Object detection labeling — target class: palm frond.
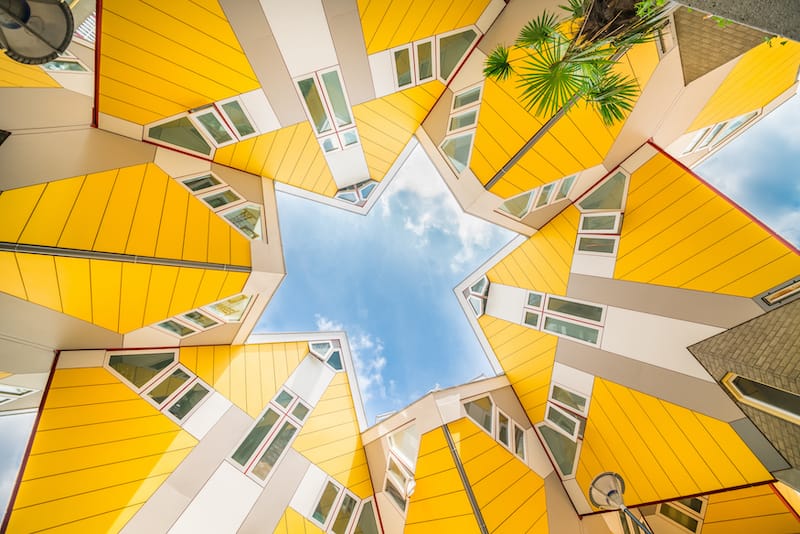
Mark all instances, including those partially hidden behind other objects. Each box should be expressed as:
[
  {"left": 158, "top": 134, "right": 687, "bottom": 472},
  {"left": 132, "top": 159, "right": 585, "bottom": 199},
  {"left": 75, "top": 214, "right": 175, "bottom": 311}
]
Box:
[
  {"left": 483, "top": 45, "right": 515, "bottom": 81},
  {"left": 515, "top": 11, "right": 559, "bottom": 50},
  {"left": 516, "top": 36, "right": 586, "bottom": 117},
  {"left": 559, "top": 0, "right": 587, "bottom": 19},
  {"left": 583, "top": 70, "right": 640, "bottom": 125}
]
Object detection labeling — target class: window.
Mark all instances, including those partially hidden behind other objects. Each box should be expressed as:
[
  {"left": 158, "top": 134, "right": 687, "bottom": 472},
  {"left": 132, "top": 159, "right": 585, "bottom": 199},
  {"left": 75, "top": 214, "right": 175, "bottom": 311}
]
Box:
[
  {"left": 441, "top": 83, "right": 482, "bottom": 175},
  {"left": 309, "top": 339, "right": 345, "bottom": 372},
  {"left": 554, "top": 175, "right": 576, "bottom": 200},
  {"left": 761, "top": 278, "right": 800, "bottom": 307},
  {"left": 452, "top": 86, "right": 481, "bottom": 110},
  {"left": 578, "top": 171, "right": 628, "bottom": 211},
  {"left": 498, "top": 411, "right": 510, "bottom": 447},
  {"left": 220, "top": 203, "right": 263, "bottom": 240},
  {"left": 0, "top": 384, "right": 37, "bottom": 406},
  {"left": 536, "top": 423, "right": 579, "bottom": 477},
  {"left": 156, "top": 319, "right": 196, "bottom": 338},
  {"left": 657, "top": 500, "right": 704, "bottom": 533},
  {"left": 522, "top": 291, "right": 544, "bottom": 329},
  {"left": 204, "top": 294, "right": 253, "bottom": 323},
  {"left": 465, "top": 396, "right": 493, "bottom": 433},
  {"left": 537, "top": 380, "right": 591, "bottom": 479},
  {"left": 181, "top": 310, "right": 219, "bottom": 330},
  {"left": 543, "top": 316, "right": 600, "bottom": 345},
  {"left": 108, "top": 351, "right": 176, "bottom": 390},
  {"left": 168, "top": 382, "right": 211, "bottom": 420},
  {"left": 545, "top": 403, "right": 581, "bottom": 440},
  {"left": 154, "top": 307, "right": 224, "bottom": 339},
  {"left": 577, "top": 236, "right": 619, "bottom": 255},
  {"left": 336, "top": 179, "right": 379, "bottom": 207},
  {"left": 147, "top": 116, "right": 213, "bottom": 157},
  {"left": 393, "top": 47, "right": 413, "bottom": 88},
  {"left": 498, "top": 190, "right": 535, "bottom": 219},
  {"left": 189, "top": 106, "right": 237, "bottom": 147},
  {"left": 579, "top": 213, "right": 623, "bottom": 234},
  {"left": 230, "top": 388, "right": 309, "bottom": 483},
  {"left": 448, "top": 108, "right": 478, "bottom": 132},
  {"left": 388, "top": 424, "right": 420, "bottom": 469},
  {"left": 513, "top": 424, "right": 525, "bottom": 460},
  {"left": 463, "top": 395, "right": 527, "bottom": 461},
  {"left": 546, "top": 296, "right": 605, "bottom": 324},
  {"left": 463, "top": 275, "right": 489, "bottom": 316},
  {"left": 497, "top": 175, "right": 575, "bottom": 220},
  {"left": 145, "top": 366, "right": 191, "bottom": 406},
  {"left": 385, "top": 455, "right": 415, "bottom": 512},
  {"left": 218, "top": 97, "right": 257, "bottom": 139},
  {"left": 535, "top": 183, "right": 555, "bottom": 208},
  {"left": 41, "top": 58, "right": 89, "bottom": 72},
  {"left": 440, "top": 132, "right": 474, "bottom": 173},
  {"left": 520, "top": 292, "right": 606, "bottom": 346},
  {"left": 309, "top": 484, "right": 379, "bottom": 534},
  {"left": 415, "top": 39, "right": 434, "bottom": 83},
  {"left": 296, "top": 67, "right": 358, "bottom": 152},
  {"left": 722, "top": 373, "right": 800, "bottom": 425},
  {"left": 683, "top": 111, "right": 758, "bottom": 154},
  {"left": 438, "top": 28, "right": 478, "bottom": 81},
  {"left": 549, "top": 383, "right": 589, "bottom": 417},
  {"left": 352, "top": 500, "right": 379, "bottom": 534}
]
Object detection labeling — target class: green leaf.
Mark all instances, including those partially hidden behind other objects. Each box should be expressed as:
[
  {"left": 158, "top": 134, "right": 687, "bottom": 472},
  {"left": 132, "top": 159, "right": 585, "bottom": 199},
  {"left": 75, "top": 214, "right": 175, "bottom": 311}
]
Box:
[
  {"left": 483, "top": 45, "right": 515, "bottom": 81},
  {"left": 515, "top": 12, "right": 559, "bottom": 50}
]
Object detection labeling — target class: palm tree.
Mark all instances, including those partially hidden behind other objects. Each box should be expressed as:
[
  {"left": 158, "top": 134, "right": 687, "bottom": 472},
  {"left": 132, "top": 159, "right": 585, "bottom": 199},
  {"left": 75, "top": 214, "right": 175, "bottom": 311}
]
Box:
[{"left": 483, "top": 0, "right": 669, "bottom": 125}]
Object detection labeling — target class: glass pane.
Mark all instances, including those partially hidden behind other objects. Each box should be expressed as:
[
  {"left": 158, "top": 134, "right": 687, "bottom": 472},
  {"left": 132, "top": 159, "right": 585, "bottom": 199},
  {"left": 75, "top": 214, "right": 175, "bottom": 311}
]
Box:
[
  {"left": 551, "top": 385, "right": 586, "bottom": 413},
  {"left": 764, "top": 280, "right": 800, "bottom": 304},
  {"left": 547, "top": 405, "right": 577, "bottom": 436},
  {"left": 578, "top": 237, "right": 616, "bottom": 254},
  {"left": 535, "top": 183, "right": 555, "bottom": 208},
  {"left": 453, "top": 87, "right": 481, "bottom": 109},
  {"left": 470, "top": 276, "right": 488, "bottom": 295},
  {"left": 449, "top": 109, "right": 477, "bottom": 131},
  {"left": 221, "top": 100, "right": 256, "bottom": 137},
  {"left": 312, "top": 481, "right": 341, "bottom": 523},
  {"left": 543, "top": 316, "right": 599, "bottom": 344},
  {"left": 292, "top": 403, "right": 310, "bottom": 421},
  {"left": 275, "top": 390, "right": 294, "bottom": 408},
  {"left": 202, "top": 189, "right": 240, "bottom": 209},
  {"left": 232, "top": 408, "right": 280, "bottom": 466},
  {"left": 514, "top": 426, "right": 525, "bottom": 458},
  {"left": 555, "top": 175, "right": 576, "bottom": 200},
  {"left": 417, "top": 41, "right": 433, "bottom": 80},
  {"left": 385, "top": 478, "right": 406, "bottom": 511},
  {"left": 311, "top": 341, "right": 332, "bottom": 356},
  {"left": 439, "top": 30, "right": 477, "bottom": 80},
  {"left": 677, "top": 497, "right": 704, "bottom": 514},
  {"left": 195, "top": 111, "right": 233, "bottom": 144},
  {"left": 699, "top": 122, "right": 726, "bottom": 149},
  {"left": 523, "top": 311, "right": 539, "bottom": 328},
  {"left": 321, "top": 70, "right": 352, "bottom": 127},
  {"left": 108, "top": 352, "right": 175, "bottom": 388},
  {"left": 322, "top": 136, "right": 338, "bottom": 152},
  {"left": 182, "top": 310, "right": 218, "bottom": 329},
  {"left": 148, "top": 368, "right": 191, "bottom": 405},
  {"left": 394, "top": 48, "right": 413, "bottom": 87},
  {"left": 527, "top": 293, "right": 542, "bottom": 307},
  {"left": 327, "top": 350, "right": 343, "bottom": 371},
  {"left": 337, "top": 191, "right": 358, "bottom": 203},
  {"left": 498, "top": 413, "right": 509, "bottom": 446},
  {"left": 659, "top": 503, "right": 699, "bottom": 532},
  {"left": 539, "top": 424, "right": 577, "bottom": 476},
  {"left": 389, "top": 425, "right": 420, "bottom": 467},
  {"left": 712, "top": 111, "right": 757, "bottom": 147},
  {"left": 148, "top": 117, "right": 212, "bottom": 156},
  {"left": 206, "top": 294, "right": 251, "bottom": 322},
  {"left": 182, "top": 174, "right": 220, "bottom": 192},
  {"left": 579, "top": 171, "right": 626, "bottom": 210},
  {"left": 0, "top": 385, "right": 33, "bottom": 397},
  {"left": 158, "top": 320, "right": 195, "bottom": 337},
  {"left": 499, "top": 192, "right": 533, "bottom": 218},
  {"left": 353, "top": 501, "right": 379, "bottom": 534},
  {"left": 43, "top": 59, "right": 88, "bottom": 71},
  {"left": 547, "top": 297, "right": 603, "bottom": 322},
  {"left": 341, "top": 130, "right": 358, "bottom": 147},
  {"left": 359, "top": 182, "right": 376, "bottom": 199},
  {"left": 441, "top": 133, "right": 473, "bottom": 173},
  {"left": 224, "top": 205, "right": 262, "bottom": 240},
  {"left": 732, "top": 376, "right": 800, "bottom": 417},
  {"left": 298, "top": 77, "right": 331, "bottom": 134},
  {"left": 332, "top": 494, "right": 357, "bottom": 534},
  {"left": 581, "top": 214, "right": 617, "bottom": 231},
  {"left": 251, "top": 421, "right": 297, "bottom": 480},
  {"left": 465, "top": 397, "right": 493, "bottom": 433},
  {"left": 468, "top": 295, "right": 484, "bottom": 316},
  {"left": 168, "top": 382, "right": 211, "bottom": 420}
]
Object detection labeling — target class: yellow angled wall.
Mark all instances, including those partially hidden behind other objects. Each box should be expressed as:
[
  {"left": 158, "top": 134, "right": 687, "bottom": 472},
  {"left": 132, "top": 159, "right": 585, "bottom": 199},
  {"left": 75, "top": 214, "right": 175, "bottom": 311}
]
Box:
[
  {"left": 405, "top": 426, "right": 481, "bottom": 534},
  {"left": 99, "top": 0, "right": 260, "bottom": 124},
  {"left": 701, "top": 485, "right": 800, "bottom": 534},
  {"left": 486, "top": 206, "right": 579, "bottom": 295},
  {"left": 478, "top": 316, "right": 557, "bottom": 423},
  {"left": 179, "top": 342, "right": 308, "bottom": 418},
  {"left": 354, "top": 81, "right": 444, "bottom": 182},
  {"left": 0, "top": 55, "right": 59, "bottom": 87},
  {"left": 214, "top": 122, "right": 338, "bottom": 198},
  {"left": 615, "top": 152, "right": 800, "bottom": 297},
  {"left": 689, "top": 40, "right": 800, "bottom": 132},
  {"left": 273, "top": 507, "right": 324, "bottom": 534},
  {"left": 6, "top": 367, "right": 197, "bottom": 533},
  {"left": 447, "top": 418, "right": 548, "bottom": 533},
  {"left": 576, "top": 378, "right": 772, "bottom": 509},
  {"left": 358, "top": 0, "right": 491, "bottom": 54},
  {"left": 291, "top": 373, "right": 373, "bottom": 499}
]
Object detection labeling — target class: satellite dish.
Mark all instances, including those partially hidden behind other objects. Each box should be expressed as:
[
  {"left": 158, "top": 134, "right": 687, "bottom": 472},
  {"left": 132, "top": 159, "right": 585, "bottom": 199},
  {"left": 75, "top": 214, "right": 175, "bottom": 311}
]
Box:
[{"left": 0, "top": 0, "right": 73, "bottom": 65}]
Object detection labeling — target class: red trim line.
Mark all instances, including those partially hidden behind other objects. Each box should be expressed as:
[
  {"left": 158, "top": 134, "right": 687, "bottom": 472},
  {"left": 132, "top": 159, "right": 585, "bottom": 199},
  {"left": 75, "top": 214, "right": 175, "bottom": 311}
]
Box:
[
  {"left": 770, "top": 482, "right": 800, "bottom": 522},
  {"left": 647, "top": 140, "right": 800, "bottom": 255},
  {"left": 0, "top": 350, "right": 61, "bottom": 533},
  {"left": 91, "top": 0, "right": 103, "bottom": 128}
]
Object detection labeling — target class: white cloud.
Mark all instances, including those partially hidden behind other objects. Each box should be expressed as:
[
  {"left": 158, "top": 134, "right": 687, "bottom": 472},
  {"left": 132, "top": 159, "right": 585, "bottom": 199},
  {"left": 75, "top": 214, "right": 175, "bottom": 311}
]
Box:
[{"left": 315, "top": 314, "right": 388, "bottom": 402}]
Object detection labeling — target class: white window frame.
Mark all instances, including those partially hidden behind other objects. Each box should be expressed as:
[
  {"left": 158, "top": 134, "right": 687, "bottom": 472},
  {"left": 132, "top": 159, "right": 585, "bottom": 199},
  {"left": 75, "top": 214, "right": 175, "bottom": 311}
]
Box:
[
  {"left": 554, "top": 174, "right": 577, "bottom": 201},
  {"left": 521, "top": 308, "right": 542, "bottom": 329},
  {"left": 309, "top": 478, "right": 345, "bottom": 531},
  {"left": 144, "top": 113, "right": 217, "bottom": 159},
  {"left": 575, "top": 234, "right": 620, "bottom": 256},
  {"left": 414, "top": 38, "right": 436, "bottom": 84},
  {"left": 217, "top": 201, "right": 265, "bottom": 241},
  {"left": 104, "top": 349, "right": 179, "bottom": 394},
  {"left": 161, "top": 377, "right": 214, "bottom": 424},
  {"left": 154, "top": 317, "right": 199, "bottom": 339},
  {"left": 179, "top": 171, "right": 226, "bottom": 195},
  {"left": 496, "top": 408, "right": 512, "bottom": 449},
  {"left": 452, "top": 84, "right": 483, "bottom": 111},
  {"left": 548, "top": 382, "right": 590, "bottom": 418},
  {"left": 216, "top": 96, "right": 260, "bottom": 141},
  {"left": 577, "top": 170, "right": 630, "bottom": 213},
  {"left": 439, "top": 130, "right": 475, "bottom": 175},
  {"left": 202, "top": 293, "right": 255, "bottom": 324},
  {"left": 0, "top": 384, "right": 37, "bottom": 404},
  {"left": 188, "top": 106, "right": 239, "bottom": 148},
  {"left": 512, "top": 423, "right": 526, "bottom": 461},
  {"left": 497, "top": 189, "right": 535, "bottom": 220},
  {"left": 541, "top": 314, "right": 603, "bottom": 347},
  {"left": 199, "top": 186, "right": 244, "bottom": 212},
  {"left": 295, "top": 67, "right": 356, "bottom": 141},
  {"left": 463, "top": 393, "right": 494, "bottom": 437},
  {"left": 384, "top": 451, "right": 415, "bottom": 514},
  {"left": 41, "top": 55, "right": 90, "bottom": 73},
  {"left": 435, "top": 26, "right": 480, "bottom": 84},
  {"left": 545, "top": 295, "right": 606, "bottom": 326},
  {"left": 179, "top": 308, "right": 222, "bottom": 332},
  {"left": 447, "top": 107, "right": 479, "bottom": 134},
  {"left": 544, "top": 402, "right": 582, "bottom": 440},
  {"left": 141, "top": 363, "right": 196, "bottom": 410},
  {"left": 579, "top": 212, "right": 623, "bottom": 234},
  {"left": 346, "top": 498, "right": 378, "bottom": 534},
  {"left": 534, "top": 182, "right": 556, "bottom": 208},
  {"left": 656, "top": 501, "right": 704, "bottom": 533},
  {"left": 722, "top": 373, "right": 800, "bottom": 425},
  {"left": 390, "top": 44, "right": 415, "bottom": 90},
  {"left": 387, "top": 421, "right": 420, "bottom": 472},
  {"left": 534, "top": 422, "right": 582, "bottom": 480}
]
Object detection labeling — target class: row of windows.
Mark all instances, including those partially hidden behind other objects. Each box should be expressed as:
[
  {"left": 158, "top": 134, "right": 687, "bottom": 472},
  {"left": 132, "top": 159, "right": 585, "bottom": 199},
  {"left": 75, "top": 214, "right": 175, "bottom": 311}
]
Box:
[
  {"left": 496, "top": 175, "right": 576, "bottom": 220},
  {"left": 295, "top": 67, "right": 362, "bottom": 154},
  {"left": 464, "top": 395, "right": 527, "bottom": 462},
  {"left": 522, "top": 292, "right": 607, "bottom": 347},
  {"left": 155, "top": 294, "right": 254, "bottom": 340},
  {"left": 309, "top": 340, "right": 346, "bottom": 372},
  {"left": 335, "top": 179, "right": 378, "bottom": 207},
  {"left": 390, "top": 27, "right": 479, "bottom": 90},
  {"left": 105, "top": 350, "right": 213, "bottom": 425},
  {"left": 0, "top": 383, "right": 37, "bottom": 407},
  {"left": 682, "top": 110, "right": 758, "bottom": 155},
  {"left": 41, "top": 50, "right": 90, "bottom": 72},
  {"left": 572, "top": 170, "right": 630, "bottom": 258},
  {"left": 656, "top": 497, "right": 706, "bottom": 533},
  {"left": 464, "top": 274, "right": 489, "bottom": 316},
  {"left": 311, "top": 480, "right": 380, "bottom": 534},
  {"left": 440, "top": 84, "right": 483, "bottom": 174},
  {"left": 383, "top": 423, "right": 420, "bottom": 513},
  {"left": 535, "top": 382, "right": 591, "bottom": 479},
  {"left": 177, "top": 171, "right": 265, "bottom": 241}
]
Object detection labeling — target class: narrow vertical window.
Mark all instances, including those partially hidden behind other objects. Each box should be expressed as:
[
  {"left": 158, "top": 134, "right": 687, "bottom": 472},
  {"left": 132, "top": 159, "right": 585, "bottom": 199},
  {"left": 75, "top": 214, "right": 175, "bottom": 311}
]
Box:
[
  {"left": 394, "top": 47, "right": 413, "bottom": 87},
  {"left": 298, "top": 77, "right": 332, "bottom": 134}
]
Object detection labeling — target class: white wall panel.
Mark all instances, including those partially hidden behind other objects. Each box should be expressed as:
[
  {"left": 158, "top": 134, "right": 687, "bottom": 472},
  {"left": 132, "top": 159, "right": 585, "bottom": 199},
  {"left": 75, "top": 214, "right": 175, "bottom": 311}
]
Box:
[
  {"left": 571, "top": 252, "right": 616, "bottom": 278},
  {"left": 485, "top": 283, "right": 527, "bottom": 324},
  {"left": 240, "top": 89, "right": 282, "bottom": 134},
  {"left": 182, "top": 392, "right": 233, "bottom": 440},
  {"left": 368, "top": 51, "right": 395, "bottom": 98},
  {"left": 288, "top": 463, "right": 327, "bottom": 517},
  {"left": 550, "top": 362, "right": 594, "bottom": 398},
  {"left": 284, "top": 355, "right": 335, "bottom": 407},
  {"left": 324, "top": 145, "right": 371, "bottom": 188}
]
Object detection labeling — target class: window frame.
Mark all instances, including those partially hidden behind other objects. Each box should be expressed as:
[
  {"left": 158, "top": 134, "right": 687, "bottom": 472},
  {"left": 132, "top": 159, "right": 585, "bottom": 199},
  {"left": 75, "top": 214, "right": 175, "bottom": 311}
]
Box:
[
  {"left": 41, "top": 56, "right": 90, "bottom": 73},
  {"left": 579, "top": 212, "right": 623, "bottom": 234},
  {"left": 447, "top": 107, "right": 479, "bottom": 134},
  {"left": 545, "top": 295, "right": 606, "bottom": 326},
  {"left": 656, "top": 501, "right": 704, "bottom": 533},
  {"left": 202, "top": 293, "right": 255, "bottom": 324},
  {"left": 497, "top": 189, "right": 535, "bottom": 220},
  {"left": 140, "top": 363, "right": 195, "bottom": 409},
  {"left": 384, "top": 451, "right": 415, "bottom": 513},
  {"left": 554, "top": 175, "right": 576, "bottom": 201},
  {"left": 534, "top": 421, "right": 582, "bottom": 479},
  {"left": 144, "top": 113, "right": 216, "bottom": 159},
  {"left": 162, "top": 377, "right": 214, "bottom": 424},
  {"left": 575, "top": 235, "right": 620, "bottom": 256},
  {"left": 216, "top": 96, "right": 260, "bottom": 141},
  {"left": 463, "top": 393, "right": 494, "bottom": 437},
  {"left": 542, "top": 314, "right": 603, "bottom": 347},
  {"left": 154, "top": 317, "right": 199, "bottom": 339},
  {"left": 548, "top": 382, "right": 590, "bottom": 418},
  {"left": 390, "top": 44, "right": 415, "bottom": 89},
  {"left": 188, "top": 106, "right": 239, "bottom": 148},
  {"left": 577, "top": 170, "right": 630, "bottom": 213},
  {"left": 436, "top": 26, "right": 479, "bottom": 84},
  {"left": 513, "top": 423, "right": 526, "bottom": 461},
  {"left": 722, "top": 372, "right": 800, "bottom": 425},
  {"left": 414, "top": 38, "right": 436, "bottom": 84},
  {"left": 179, "top": 171, "right": 226, "bottom": 195},
  {"left": 104, "top": 349, "right": 179, "bottom": 394},
  {"left": 295, "top": 67, "right": 356, "bottom": 141},
  {"left": 217, "top": 201, "right": 265, "bottom": 241},
  {"left": 179, "top": 308, "right": 222, "bottom": 332},
  {"left": 452, "top": 84, "right": 483, "bottom": 111},
  {"left": 439, "top": 130, "right": 475, "bottom": 175},
  {"left": 544, "top": 401, "right": 582, "bottom": 440},
  {"left": 0, "top": 384, "right": 37, "bottom": 404}
]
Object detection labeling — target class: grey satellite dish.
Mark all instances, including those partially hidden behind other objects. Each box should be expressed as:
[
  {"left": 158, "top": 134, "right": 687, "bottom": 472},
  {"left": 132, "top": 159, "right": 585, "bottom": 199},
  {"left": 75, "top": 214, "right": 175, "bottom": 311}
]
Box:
[{"left": 0, "top": 0, "right": 73, "bottom": 65}]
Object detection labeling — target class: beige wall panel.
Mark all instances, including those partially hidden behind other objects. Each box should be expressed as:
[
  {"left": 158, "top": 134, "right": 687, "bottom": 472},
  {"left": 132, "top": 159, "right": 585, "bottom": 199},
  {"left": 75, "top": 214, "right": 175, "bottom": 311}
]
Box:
[
  {"left": 555, "top": 339, "right": 744, "bottom": 422},
  {"left": 544, "top": 473, "right": 584, "bottom": 533},
  {"left": 219, "top": 0, "right": 307, "bottom": 126},
  {"left": 0, "top": 129, "right": 155, "bottom": 190},
  {"left": 0, "top": 337, "right": 55, "bottom": 374},
  {"left": 324, "top": 0, "right": 375, "bottom": 106},
  {"left": 422, "top": 89, "right": 452, "bottom": 147},
  {"left": 478, "top": 0, "right": 562, "bottom": 55},
  {"left": 567, "top": 274, "right": 764, "bottom": 329},
  {"left": 0, "top": 88, "right": 91, "bottom": 130}
]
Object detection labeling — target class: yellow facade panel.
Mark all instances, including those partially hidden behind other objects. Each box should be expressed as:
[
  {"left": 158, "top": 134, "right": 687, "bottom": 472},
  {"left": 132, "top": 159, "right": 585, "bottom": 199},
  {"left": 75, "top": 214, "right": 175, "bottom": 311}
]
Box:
[
  {"left": 142, "top": 264, "right": 180, "bottom": 326},
  {"left": 154, "top": 178, "right": 189, "bottom": 260},
  {"left": 59, "top": 170, "right": 118, "bottom": 251},
  {"left": 37, "top": 399, "right": 158, "bottom": 431},
  {"left": 94, "top": 164, "right": 146, "bottom": 254},
  {"left": 191, "top": 268, "right": 228, "bottom": 309},
  {"left": 126, "top": 165, "right": 169, "bottom": 257},
  {"left": 182, "top": 197, "right": 210, "bottom": 262},
  {"left": 17, "top": 252, "right": 62, "bottom": 313},
  {"left": 274, "top": 506, "right": 324, "bottom": 534},
  {"left": 229, "top": 138, "right": 258, "bottom": 171},
  {"left": 18, "top": 176, "right": 84, "bottom": 247},
  {"left": 0, "top": 183, "right": 46, "bottom": 243},
  {"left": 90, "top": 259, "right": 122, "bottom": 332},
  {"left": 0, "top": 54, "right": 60, "bottom": 87},
  {"left": 118, "top": 262, "right": 152, "bottom": 333},
  {"left": 546, "top": 117, "right": 603, "bottom": 169},
  {"left": 0, "top": 252, "right": 27, "bottom": 301},
  {"left": 702, "top": 485, "right": 800, "bottom": 534},
  {"left": 54, "top": 256, "right": 92, "bottom": 324}
]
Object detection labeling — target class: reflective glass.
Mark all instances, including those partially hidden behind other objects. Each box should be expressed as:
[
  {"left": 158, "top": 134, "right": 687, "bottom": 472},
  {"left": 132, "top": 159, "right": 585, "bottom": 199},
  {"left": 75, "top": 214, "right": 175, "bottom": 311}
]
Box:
[
  {"left": 311, "top": 341, "right": 332, "bottom": 357},
  {"left": 183, "top": 310, "right": 218, "bottom": 329},
  {"left": 158, "top": 320, "right": 194, "bottom": 337},
  {"left": 148, "top": 117, "right": 212, "bottom": 156},
  {"left": 389, "top": 425, "right": 420, "bottom": 467},
  {"left": 551, "top": 385, "right": 586, "bottom": 413},
  {"left": 535, "top": 183, "right": 555, "bottom": 208},
  {"left": 0, "top": 385, "right": 33, "bottom": 397},
  {"left": 677, "top": 497, "right": 704, "bottom": 514},
  {"left": 547, "top": 297, "right": 603, "bottom": 322},
  {"left": 659, "top": 503, "right": 699, "bottom": 532},
  {"left": 498, "top": 413, "right": 509, "bottom": 446},
  {"left": 543, "top": 316, "right": 599, "bottom": 344},
  {"left": 42, "top": 59, "right": 87, "bottom": 71},
  {"left": 168, "top": 382, "right": 210, "bottom": 420},
  {"left": 527, "top": 293, "right": 542, "bottom": 307},
  {"left": 579, "top": 171, "right": 626, "bottom": 210},
  {"left": 698, "top": 122, "right": 725, "bottom": 149},
  {"left": 555, "top": 175, "right": 576, "bottom": 200},
  {"left": 449, "top": 109, "right": 477, "bottom": 131},
  {"left": 468, "top": 295, "right": 484, "bottom": 316},
  {"left": 341, "top": 130, "right": 359, "bottom": 146},
  {"left": 441, "top": 133, "right": 473, "bottom": 173},
  {"left": 251, "top": 421, "right": 297, "bottom": 480},
  {"left": 712, "top": 111, "right": 757, "bottom": 147},
  {"left": 313, "top": 481, "right": 341, "bottom": 523},
  {"left": 321, "top": 70, "right": 353, "bottom": 127},
  {"left": 298, "top": 77, "right": 331, "bottom": 134},
  {"left": 148, "top": 368, "right": 191, "bottom": 405},
  {"left": 327, "top": 350, "right": 343, "bottom": 371},
  {"left": 108, "top": 352, "right": 175, "bottom": 388},
  {"left": 224, "top": 205, "right": 262, "bottom": 239},
  {"left": 331, "top": 494, "right": 357, "bottom": 534},
  {"left": 275, "top": 390, "right": 294, "bottom": 408},
  {"left": 322, "top": 137, "right": 338, "bottom": 152},
  {"left": 578, "top": 237, "right": 616, "bottom": 254},
  {"left": 453, "top": 87, "right": 481, "bottom": 109},
  {"left": 385, "top": 478, "right": 406, "bottom": 511},
  {"left": 337, "top": 190, "right": 358, "bottom": 203},
  {"left": 202, "top": 189, "right": 240, "bottom": 209},
  {"left": 221, "top": 100, "right": 256, "bottom": 137},
  {"left": 416, "top": 41, "right": 433, "bottom": 80},
  {"left": 206, "top": 294, "right": 251, "bottom": 322},
  {"left": 538, "top": 423, "right": 577, "bottom": 475},
  {"left": 732, "top": 376, "right": 800, "bottom": 417},
  {"left": 439, "top": 30, "right": 477, "bottom": 80},
  {"left": 499, "top": 191, "right": 533, "bottom": 218},
  {"left": 353, "top": 501, "right": 379, "bottom": 534},
  {"left": 523, "top": 311, "right": 539, "bottom": 328},
  {"left": 394, "top": 48, "right": 413, "bottom": 87},
  {"left": 359, "top": 182, "right": 377, "bottom": 199},
  {"left": 195, "top": 111, "right": 233, "bottom": 144},
  {"left": 292, "top": 403, "right": 310, "bottom": 421},
  {"left": 470, "top": 276, "right": 488, "bottom": 295},
  {"left": 232, "top": 408, "right": 280, "bottom": 466},
  {"left": 465, "top": 397, "right": 493, "bottom": 433},
  {"left": 514, "top": 426, "right": 525, "bottom": 458},
  {"left": 581, "top": 214, "right": 618, "bottom": 231},
  {"left": 546, "top": 404, "right": 577, "bottom": 436},
  {"left": 182, "top": 174, "right": 220, "bottom": 192}
]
